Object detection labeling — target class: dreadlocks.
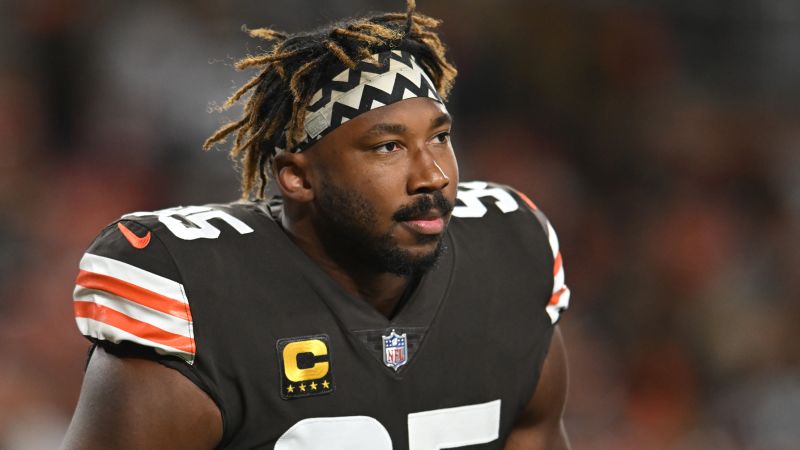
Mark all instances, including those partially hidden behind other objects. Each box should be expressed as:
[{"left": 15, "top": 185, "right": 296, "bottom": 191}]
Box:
[{"left": 203, "top": 0, "right": 457, "bottom": 199}]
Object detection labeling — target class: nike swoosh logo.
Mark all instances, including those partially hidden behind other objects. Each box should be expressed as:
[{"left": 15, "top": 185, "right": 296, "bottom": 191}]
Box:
[{"left": 117, "top": 222, "right": 151, "bottom": 249}]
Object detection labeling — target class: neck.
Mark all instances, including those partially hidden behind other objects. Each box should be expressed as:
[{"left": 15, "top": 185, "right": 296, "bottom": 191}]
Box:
[{"left": 280, "top": 210, "right": 411, "bottom": 317}]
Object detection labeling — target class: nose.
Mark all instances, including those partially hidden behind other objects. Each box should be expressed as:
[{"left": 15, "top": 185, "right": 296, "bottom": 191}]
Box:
[{"left": 407, "top": 145, "right": 450, "bottom": 195}]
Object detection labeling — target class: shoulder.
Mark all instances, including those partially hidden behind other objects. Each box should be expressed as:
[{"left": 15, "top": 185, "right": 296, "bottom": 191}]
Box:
[
  {"left": 451, "top": 181, "right": 570, "bottom": 324},
  {"left": 452, "top": 180, "right": 549, "bottom": 238},
  {"left": 120, "top": 201, "right": 267, "bottom": 240},
  {"left": 73, "top": 201, "right": 273, "bottom": 364},
  {"left": 91, "top": 201, "right": 277, "bottom": 263},
  {"left": 78, "top": 201, "right": 269, "bottom": 296}
]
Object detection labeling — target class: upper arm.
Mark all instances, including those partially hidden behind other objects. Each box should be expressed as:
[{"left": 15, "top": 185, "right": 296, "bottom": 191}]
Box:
[
  {"left": 66, "top": 217, "right": 225, "bottom": 449},
  {"left": 61, "top": 346, "right": 222, "bottom": 450},
  {"left": 504, "top": 326, "right": 570, "bottom": 450}
]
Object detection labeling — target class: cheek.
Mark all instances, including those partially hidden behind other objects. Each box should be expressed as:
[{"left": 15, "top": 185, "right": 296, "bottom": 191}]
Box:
[
  {"left": 445, "top": 149, "right": 459, "bottom": 182},
  {"left": 441, "top": 148, "right": 460, "bottom": 190},
  {"left": 338, "top": 171, "right": 402, "bottom": 221},
  {"left": 354, "top": 161, "right": 407, "bottom": 196},
  {"left": 367, "top": 181, "right": 404, "bottom": 218}
]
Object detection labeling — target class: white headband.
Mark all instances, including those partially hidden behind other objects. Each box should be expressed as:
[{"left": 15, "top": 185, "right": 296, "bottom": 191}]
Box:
[{"left": 280, "top": 50, "right": 446, "bottom": 153}]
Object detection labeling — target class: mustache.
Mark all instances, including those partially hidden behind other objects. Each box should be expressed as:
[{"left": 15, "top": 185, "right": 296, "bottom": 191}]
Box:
[{"left": 393, "top": 191, "right": 454, "bottom": 222}]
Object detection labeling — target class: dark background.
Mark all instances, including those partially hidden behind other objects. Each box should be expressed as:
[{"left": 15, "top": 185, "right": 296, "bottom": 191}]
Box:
[{"left": 1, "top": 0, "right": 798, "bottom": 448}]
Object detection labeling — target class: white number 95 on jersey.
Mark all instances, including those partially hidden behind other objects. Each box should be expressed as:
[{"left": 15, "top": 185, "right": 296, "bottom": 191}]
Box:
[{"left": 276, "top": 399, "right": 501, "bottom": 450}]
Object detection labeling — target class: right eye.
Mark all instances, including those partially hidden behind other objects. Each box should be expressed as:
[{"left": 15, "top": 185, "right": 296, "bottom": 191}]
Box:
[{"left": 374, "top": 142, "right": 400, "bottom": 153}]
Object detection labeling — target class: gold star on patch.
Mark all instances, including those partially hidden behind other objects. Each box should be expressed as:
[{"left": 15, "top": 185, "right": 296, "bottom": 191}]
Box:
[
  {"left": 287, "top": 385, "right": 294, "bottom": 393},
  {"left": 299, "top": 383, "right": 306, "bottom": 392},
  {"left": 322, "top": 380, "right": 330, "bottom": 389},
  {"left": 310, "top": 381, "right": 318, "bottom": 390}
]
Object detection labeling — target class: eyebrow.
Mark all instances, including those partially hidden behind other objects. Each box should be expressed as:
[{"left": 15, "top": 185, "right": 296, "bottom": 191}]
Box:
[
  {"left": 431, "top": 112, "right": 452, "bottom": 129},
  {"left": 363, "top": 122, "right": 407, "bottom": 138},
  {"left": 362, "top": 112, "right": 453, "bottom": 138}
]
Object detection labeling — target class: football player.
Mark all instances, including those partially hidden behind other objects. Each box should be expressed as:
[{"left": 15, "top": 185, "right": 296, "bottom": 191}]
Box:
[{"left": 62, "top": 1, "right": 571, "bottom": 448}]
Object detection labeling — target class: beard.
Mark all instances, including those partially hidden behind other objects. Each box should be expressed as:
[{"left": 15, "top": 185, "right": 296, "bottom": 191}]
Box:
[{"left": 314, "top": 180, "right": 453, "bottom": 277}]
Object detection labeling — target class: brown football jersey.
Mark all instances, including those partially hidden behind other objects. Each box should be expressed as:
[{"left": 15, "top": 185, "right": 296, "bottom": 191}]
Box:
[{"left": 72, "top": 181, "right": 569, "bottom": 449}]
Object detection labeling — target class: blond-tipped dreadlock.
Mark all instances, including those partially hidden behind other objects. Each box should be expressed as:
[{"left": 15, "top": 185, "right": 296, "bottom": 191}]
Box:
[{"left": 203, "top": 0, "right": 457, "bottom": 199}]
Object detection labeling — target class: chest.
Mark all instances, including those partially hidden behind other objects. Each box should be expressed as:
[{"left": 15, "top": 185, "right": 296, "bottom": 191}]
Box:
[{"left": 167, "top": 220, "right": 553, "bottom": 449}]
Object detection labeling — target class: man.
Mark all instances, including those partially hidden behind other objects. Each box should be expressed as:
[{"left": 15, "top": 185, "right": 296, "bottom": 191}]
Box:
[{"left": 62, "top": 2, "right": 571, "bottom": 448}]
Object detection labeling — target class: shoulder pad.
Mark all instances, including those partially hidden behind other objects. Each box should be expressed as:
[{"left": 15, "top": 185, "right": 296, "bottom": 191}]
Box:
[
  {"left": 453, "top": 181, "right": 570, "bottom": 323},
  {"left": 122, "top": 204, "right": 255, "bottom": 241}
]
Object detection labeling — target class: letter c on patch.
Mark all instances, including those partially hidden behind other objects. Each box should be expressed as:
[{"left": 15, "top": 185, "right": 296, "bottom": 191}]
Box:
[{"left": 282, "top": 339, "right": 329, "bottom": 382}]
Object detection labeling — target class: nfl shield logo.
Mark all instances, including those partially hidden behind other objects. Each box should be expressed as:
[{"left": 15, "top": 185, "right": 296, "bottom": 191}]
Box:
[{"left": 382, "top": 329, "right": 408, "bottom": 371}]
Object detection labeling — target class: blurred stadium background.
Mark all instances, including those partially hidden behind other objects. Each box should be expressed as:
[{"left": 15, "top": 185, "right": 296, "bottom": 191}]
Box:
[{"left": 1, "top": 0, "right": 799, "bottom": 448}]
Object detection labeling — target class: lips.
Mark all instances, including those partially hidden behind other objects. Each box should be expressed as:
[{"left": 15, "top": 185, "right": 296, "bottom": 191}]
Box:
[
  {"left": 403, "top": 216, "right": 445, "bottom": 235},
  {"left": 393, "top": 192, "right": 454, "bottom": 236}
]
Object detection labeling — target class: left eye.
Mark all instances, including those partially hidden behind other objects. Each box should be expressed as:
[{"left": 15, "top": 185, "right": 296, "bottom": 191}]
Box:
[{"left": 432, "top": 132, "right": 451, "bottom": 144}]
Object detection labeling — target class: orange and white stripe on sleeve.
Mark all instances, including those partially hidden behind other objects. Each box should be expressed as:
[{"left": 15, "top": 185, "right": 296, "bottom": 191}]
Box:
[
  {"left": 73, "top": 252, "right": 196, "bottom": 364},
  {"left": 545, "top": 221, "right": 570, "bottom": 324}
]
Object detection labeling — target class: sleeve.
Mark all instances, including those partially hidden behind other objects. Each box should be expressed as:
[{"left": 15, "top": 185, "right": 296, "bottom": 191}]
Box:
[
  {"left": 512, "top": 189, "right": 571, "bottom": 325},
  {"left": 72, "top": 219, "right": 197, "bottom": 364}
]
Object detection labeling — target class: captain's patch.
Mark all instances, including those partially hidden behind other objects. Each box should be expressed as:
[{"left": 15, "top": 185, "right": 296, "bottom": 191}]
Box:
[{"left": 276, "top": 334, "right": 334, "bottom": 400}]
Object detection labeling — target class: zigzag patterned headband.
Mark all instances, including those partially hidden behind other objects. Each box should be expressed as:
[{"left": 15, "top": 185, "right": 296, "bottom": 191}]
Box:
[{"left": 281, "top": 50, "right": 446, "bottom": 153}]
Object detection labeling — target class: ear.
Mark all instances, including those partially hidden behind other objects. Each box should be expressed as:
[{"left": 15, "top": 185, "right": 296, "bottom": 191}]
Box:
[{"left": 272, "top": 151, "right": 315, "bottom": 203}]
